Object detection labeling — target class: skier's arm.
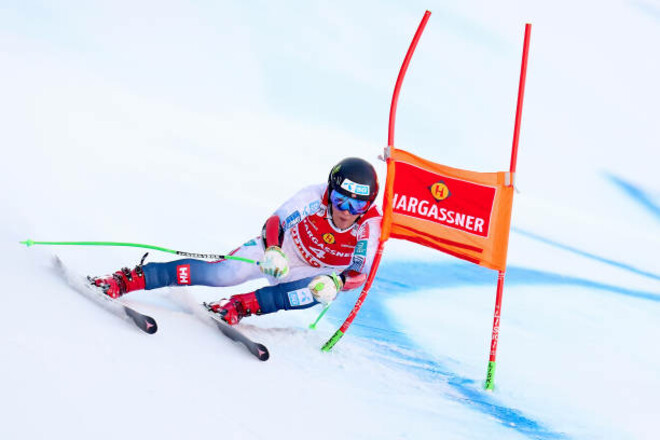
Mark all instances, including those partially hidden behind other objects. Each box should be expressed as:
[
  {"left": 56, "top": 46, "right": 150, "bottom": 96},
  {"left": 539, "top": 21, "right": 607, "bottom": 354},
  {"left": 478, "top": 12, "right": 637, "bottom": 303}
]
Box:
[
  {"left": 339, "top": 270, "right": 367, "bottom": 290},
  {"left": 259, "top": 185, "right": 324, "bottom": 279},
  {"left": 307, "top": 270, "right": 367, "bottom": 304},
  {"left": 258, "top": 216, "right": 288, "bottom": 278},
  {"left": 261, "top": 215, "right": 284, "bottom": 249},
  {"left": 340, "top": 215, "right": 382, "bottom": 290}
]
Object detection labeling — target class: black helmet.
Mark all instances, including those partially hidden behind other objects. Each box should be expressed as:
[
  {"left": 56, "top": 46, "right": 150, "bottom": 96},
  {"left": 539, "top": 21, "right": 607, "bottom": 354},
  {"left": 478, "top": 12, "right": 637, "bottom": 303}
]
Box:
[{"left": 328, "top": 157, "right": 379, "bottom": 204}]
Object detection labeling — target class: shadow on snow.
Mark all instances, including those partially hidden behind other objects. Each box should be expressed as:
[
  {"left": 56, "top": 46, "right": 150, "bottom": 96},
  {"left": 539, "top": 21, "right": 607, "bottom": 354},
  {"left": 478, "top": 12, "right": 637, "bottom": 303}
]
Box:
[{"left": 327, "top": 255, "right": 658, "bottom": 439}]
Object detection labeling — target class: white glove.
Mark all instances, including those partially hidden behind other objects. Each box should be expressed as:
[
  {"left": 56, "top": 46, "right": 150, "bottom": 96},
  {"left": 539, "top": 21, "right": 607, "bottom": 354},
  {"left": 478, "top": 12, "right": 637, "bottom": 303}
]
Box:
[
  {"left": 308, "top": 273, "right": 343, "bottom": 304},
  {"left": 259, "top": 246, "right": 289, "bottom": 278}
]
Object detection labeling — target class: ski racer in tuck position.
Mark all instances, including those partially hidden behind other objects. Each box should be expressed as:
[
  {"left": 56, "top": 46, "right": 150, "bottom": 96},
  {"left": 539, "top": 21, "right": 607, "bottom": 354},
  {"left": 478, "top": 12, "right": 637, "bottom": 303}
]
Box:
[{"left": 90, "top": 158, "right": 382, "bottom": 325}]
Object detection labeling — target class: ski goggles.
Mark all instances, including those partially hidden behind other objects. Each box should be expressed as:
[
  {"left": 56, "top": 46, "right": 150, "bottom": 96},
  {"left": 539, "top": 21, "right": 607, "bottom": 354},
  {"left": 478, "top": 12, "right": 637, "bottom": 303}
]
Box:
[{"left": 329, "top": 190, "right": 369, "bottom": 215}]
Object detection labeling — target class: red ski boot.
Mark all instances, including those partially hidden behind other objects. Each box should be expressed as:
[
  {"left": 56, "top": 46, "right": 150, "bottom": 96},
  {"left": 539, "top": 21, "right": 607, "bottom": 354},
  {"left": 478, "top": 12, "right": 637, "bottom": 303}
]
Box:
[
  {"left": 206, "top": 292, "right": 261, "bottom": 325},
  {"left": 90, "top": 265, "right": 146, "bottom": 299}
]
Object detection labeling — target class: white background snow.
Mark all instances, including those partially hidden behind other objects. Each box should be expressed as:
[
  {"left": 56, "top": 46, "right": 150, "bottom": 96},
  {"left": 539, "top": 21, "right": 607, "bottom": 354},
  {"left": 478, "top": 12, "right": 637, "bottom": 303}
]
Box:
[{"left": 1, "top": 1, "right": 659, "bottom": 439}]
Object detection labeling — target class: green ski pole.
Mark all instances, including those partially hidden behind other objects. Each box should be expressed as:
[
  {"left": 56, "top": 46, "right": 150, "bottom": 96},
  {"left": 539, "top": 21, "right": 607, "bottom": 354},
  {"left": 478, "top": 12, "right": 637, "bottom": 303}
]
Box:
[
  {"left": 309, "top": 303, "right": 331, "bottom": 330},
  {"left": 308, "top": 273, "right": 341, "bottom": 329},
  {"left": 19, "top": 239, "right": 259, "bottom": 265}
]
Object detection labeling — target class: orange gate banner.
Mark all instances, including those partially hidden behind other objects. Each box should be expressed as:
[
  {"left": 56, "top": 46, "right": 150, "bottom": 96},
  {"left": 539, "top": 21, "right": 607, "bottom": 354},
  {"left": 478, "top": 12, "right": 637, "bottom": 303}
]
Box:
[{"left": 381, "top": 148, "right": 514, "bottom": 272}]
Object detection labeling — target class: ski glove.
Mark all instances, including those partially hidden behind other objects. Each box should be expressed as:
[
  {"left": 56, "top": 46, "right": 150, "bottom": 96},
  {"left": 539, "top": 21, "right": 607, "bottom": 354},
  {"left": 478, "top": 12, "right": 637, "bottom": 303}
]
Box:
[
  {"left": 308, "top": 273, "right": 343, "bottom": 304},
  {"left": 259, "top": 246, "right": 289, "bottom": 279}
]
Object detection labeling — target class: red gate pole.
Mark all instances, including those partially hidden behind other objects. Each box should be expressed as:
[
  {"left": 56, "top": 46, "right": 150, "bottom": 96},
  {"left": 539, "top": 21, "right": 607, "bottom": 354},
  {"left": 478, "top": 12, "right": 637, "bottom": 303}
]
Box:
[
  {"left": 322, "top": 10, "right": 431, "bottom": 352},
  {"left": 484, "top": 23, "right": 531, "bottom": 391}
]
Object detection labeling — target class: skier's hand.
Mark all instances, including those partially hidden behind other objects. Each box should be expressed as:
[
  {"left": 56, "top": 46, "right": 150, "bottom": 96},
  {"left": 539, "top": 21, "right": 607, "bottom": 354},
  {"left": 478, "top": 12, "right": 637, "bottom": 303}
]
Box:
[
  {"left": 308, "top": 273, "right": 343, "bottom": 304},
  {"left": 259, "top": 246, "right": 289, "bottom": 279}
]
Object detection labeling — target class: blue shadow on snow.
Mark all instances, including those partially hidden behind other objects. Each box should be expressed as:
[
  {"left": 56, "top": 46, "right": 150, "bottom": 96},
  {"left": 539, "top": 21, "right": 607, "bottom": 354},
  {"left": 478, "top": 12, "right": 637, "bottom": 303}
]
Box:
[
  {"left": 513, "top": 227, "right": 660, "bottom": 284},
  {"left": 604, "top": 172, "right": 660, "bottom": 222},
  {"left": 328, "top": 260, "right": 659, "bottom": 439},
  {"left": 324, "top": 173, "right": 660, "bottom": 438}
]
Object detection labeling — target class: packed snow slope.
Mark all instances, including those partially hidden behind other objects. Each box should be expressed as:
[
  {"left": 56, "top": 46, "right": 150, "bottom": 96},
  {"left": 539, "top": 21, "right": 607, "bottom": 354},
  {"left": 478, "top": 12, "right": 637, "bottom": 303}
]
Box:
[{"left": 1, "top": 2, "right": 658, "bottom": 439}]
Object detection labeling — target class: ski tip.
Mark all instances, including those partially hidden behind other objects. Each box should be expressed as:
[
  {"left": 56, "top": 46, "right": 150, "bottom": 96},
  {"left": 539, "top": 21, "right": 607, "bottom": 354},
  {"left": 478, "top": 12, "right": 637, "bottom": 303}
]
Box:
[
  {"left": 20, "top": 239, "right": 34, "bottom": 247},
  {"left": 143, "top": 316, "right": 158, "bottom": 334},
  {"left": 124, "top": 307, "right": 158, "bottom": 334},
  {"left": 254, "top": 343, "right": 269, "bottom": 361}
]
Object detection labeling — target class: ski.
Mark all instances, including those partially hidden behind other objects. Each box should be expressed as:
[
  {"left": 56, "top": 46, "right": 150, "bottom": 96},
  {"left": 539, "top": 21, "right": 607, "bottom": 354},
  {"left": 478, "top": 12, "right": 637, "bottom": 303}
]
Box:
[
  {"left": 54, "top": 257, "right": 158, "bottom": 334},
  {"left": 202, "top": 303, "right": 269, "bottom": 361}
]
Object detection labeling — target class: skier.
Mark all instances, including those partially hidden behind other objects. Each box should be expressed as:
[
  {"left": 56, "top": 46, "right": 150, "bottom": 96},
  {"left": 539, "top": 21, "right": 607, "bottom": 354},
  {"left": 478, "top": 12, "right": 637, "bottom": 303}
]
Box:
[{"left": 90, "top": 157, "right": 382, "bottom": 325}]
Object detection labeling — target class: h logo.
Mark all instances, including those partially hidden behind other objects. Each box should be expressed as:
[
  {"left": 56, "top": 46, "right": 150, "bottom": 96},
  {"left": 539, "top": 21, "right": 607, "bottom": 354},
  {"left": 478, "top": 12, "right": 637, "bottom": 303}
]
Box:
[{"left": 177, "top": 264, "right": 191, "bottom": 285}]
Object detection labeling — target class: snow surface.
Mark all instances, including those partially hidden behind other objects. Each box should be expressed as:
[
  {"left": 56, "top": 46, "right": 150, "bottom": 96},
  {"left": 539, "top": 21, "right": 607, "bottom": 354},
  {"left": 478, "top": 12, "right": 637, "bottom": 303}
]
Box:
[{"left": 2, "top": 1, "right": 659, "bottom": 439}]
